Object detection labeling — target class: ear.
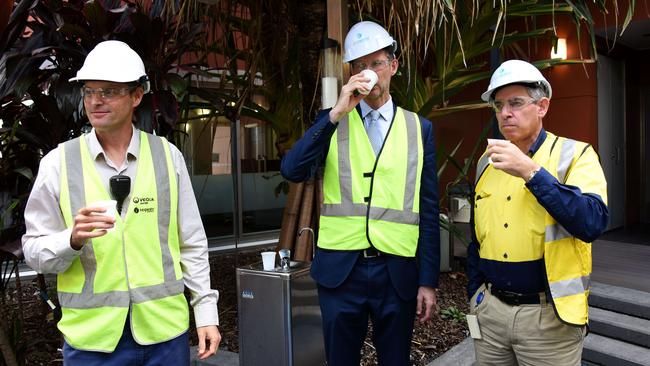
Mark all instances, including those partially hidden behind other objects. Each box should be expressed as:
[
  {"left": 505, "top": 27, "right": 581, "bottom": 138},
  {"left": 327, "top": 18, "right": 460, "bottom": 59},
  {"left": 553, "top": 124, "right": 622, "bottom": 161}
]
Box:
[
  {"left": 537, "top": 98, "right": 550, "bottom": 118},
  {"left": 131, "top": 87, "right": 145, "bottom": 108},
  {"left": 390, "top": 58, "right": 398, "bottom": 76}
]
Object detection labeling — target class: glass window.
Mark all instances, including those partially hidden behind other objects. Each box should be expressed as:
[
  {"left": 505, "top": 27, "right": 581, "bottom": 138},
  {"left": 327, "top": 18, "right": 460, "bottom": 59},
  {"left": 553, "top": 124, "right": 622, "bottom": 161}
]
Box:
[
  {"left": 178, "top": 94, "right": 286, "bottom": 242},
  {"left": 240, "top": 115, "right": 286, "bottom": 233},
  {"left": 178, "top": 109, "right": 235, "bottom": 238}
]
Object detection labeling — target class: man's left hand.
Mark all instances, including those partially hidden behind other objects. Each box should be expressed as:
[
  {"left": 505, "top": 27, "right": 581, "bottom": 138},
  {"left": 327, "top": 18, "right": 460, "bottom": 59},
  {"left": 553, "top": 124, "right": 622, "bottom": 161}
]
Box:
[
  {"left": 197, "top": 325, "right": 221, "bottom": 360},
  {"left": 416, "top": 286, "right": 438, "bottom": 323}
]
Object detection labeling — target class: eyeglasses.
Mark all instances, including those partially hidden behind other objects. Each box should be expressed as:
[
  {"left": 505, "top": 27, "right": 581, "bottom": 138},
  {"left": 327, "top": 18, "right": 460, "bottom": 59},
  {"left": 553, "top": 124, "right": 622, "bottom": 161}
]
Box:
[
  {"left": 490, "top": 96, "right": 538, "bottom": 113},
  {"left": 351, "top": 59, "right": 391, "bottom": 73},
  {"left": 81, "top": 87, "right": 134, "bottom": 100}
]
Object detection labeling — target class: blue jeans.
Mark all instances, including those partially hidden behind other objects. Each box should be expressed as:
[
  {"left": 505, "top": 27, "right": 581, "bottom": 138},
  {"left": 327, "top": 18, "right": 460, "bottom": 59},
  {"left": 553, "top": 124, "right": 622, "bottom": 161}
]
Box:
[{"left": 63, "top": 321, "right": 189, "bottom": 366}]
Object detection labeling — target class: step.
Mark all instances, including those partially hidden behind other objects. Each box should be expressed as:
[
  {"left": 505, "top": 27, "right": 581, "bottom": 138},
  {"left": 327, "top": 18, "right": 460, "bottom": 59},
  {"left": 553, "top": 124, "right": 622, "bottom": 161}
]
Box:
[
  {"left": 590, "top": 282, "right": 650, "bottom": 320},
  {"left": 427, "top": 337, "right": 476, "bottom": 366},
  {"left": 583, "top": 333, "right": 650, "bottom": 366},
  {"left": 190, "top": 347, "right": 239, "bottom": 366},
  {"left": 589, "top": 307, "right": 650, "bottom": 348}
]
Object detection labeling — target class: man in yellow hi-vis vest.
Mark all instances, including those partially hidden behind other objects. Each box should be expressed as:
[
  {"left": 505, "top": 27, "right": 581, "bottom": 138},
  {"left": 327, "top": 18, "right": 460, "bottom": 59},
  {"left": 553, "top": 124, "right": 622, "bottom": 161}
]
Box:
[
  {"left": 467, "top": 59, "right": 609, "bottom": 365},
  {"left": 282, "top": 21, "right": 440, "bottom": 366},
  {"left": 22, "top": 41, "right": 220, "bottom": 365}
]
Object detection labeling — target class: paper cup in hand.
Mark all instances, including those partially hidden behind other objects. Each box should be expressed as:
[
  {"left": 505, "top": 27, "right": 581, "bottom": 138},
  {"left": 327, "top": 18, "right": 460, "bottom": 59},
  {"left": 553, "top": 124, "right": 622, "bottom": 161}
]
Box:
[
  {"left": 261, "top": 251, "right": 276, "bottom": 271},
  {"left": 487, "top": 139, "right": 509, "bottom": 164},
  {"left": 358, "top": 69, "right": 378, "bottom": 95},
  {"left": 90, "top": 200, "right": 117, "bottom": 232}
]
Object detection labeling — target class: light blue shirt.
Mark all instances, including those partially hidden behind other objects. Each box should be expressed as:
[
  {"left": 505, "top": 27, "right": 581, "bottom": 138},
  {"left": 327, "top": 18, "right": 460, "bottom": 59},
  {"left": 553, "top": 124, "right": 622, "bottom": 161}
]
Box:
[{"left": 359, "top": 98, "right": 394, "bottom": 145}]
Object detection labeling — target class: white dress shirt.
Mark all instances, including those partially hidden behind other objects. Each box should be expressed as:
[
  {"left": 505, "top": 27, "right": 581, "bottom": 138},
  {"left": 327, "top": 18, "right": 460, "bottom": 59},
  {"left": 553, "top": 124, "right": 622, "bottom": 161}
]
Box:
[{"left": 22, "top": 127, "right": 219, "bottom": 327}]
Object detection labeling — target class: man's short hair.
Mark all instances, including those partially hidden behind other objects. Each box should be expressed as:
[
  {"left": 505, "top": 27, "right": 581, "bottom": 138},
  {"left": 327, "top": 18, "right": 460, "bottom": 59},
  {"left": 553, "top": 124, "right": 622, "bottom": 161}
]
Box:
[{"left": 492, "top": 82, "right": 549, "bottom": 102}]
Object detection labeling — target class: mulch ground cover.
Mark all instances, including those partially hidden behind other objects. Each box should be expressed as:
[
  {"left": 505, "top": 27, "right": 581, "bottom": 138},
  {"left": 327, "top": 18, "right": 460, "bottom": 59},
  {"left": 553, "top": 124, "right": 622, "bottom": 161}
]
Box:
[{"left": 5, "top": 247, "right": 468, "bottom": 365}]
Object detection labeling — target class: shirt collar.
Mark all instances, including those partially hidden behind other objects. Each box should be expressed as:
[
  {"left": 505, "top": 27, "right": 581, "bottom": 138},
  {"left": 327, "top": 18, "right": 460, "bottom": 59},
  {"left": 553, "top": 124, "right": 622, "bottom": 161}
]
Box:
[
  {"left": 359, "top": 97, "right": 393, "bottom": 121},
  {"left": 87, "top": 126, "right": 141, "bottom": 161},
  {"left": 529, "top": 128, "right": 547, "bottom": 155}
]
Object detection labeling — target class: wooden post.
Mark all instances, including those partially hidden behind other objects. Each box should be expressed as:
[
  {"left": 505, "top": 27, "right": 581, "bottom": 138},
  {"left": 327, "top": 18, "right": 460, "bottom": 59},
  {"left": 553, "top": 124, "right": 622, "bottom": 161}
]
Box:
[{"left": 326, "top": 0, "right": 348, "bottom": 87}]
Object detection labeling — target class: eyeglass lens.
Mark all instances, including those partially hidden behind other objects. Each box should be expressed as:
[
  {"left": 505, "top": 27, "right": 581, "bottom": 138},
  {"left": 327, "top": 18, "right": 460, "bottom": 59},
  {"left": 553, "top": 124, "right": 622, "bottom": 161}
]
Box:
[
  {"left": 352, "top": 59, "right": 390, "bottom": 72},
  {"left": 81, "top": 87, "right": 131, "bottom": 99},
  {"left": 491, "top": 97, "right": 537, "bottom": 113}
]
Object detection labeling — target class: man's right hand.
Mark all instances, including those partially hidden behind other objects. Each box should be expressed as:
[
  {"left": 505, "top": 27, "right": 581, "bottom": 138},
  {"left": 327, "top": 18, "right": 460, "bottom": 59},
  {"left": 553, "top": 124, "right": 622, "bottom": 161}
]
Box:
[
  {"left": 70, "top": 206, "right": 115, "bottom": 250},
  {"left": 328, "top": 72, "right": 372, "bottom": 123}
]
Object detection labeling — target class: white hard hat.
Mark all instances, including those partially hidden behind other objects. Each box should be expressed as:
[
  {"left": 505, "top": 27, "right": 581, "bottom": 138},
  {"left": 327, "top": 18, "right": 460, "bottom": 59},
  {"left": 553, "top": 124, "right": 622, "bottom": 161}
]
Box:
[
  {"left": 70, "top": 40, "right": 150, "bottom": 93},
  {"left": 343, "top": 21, "right": 397, "bottom": 63},
  {"left": 481, "top": 59, "right": 552, "bottom": 102}
]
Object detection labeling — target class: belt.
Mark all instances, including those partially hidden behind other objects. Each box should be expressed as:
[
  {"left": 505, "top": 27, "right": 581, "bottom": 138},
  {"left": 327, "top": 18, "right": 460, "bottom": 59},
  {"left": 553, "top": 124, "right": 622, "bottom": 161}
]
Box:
[
  {"left": 362, "top": 247, "right": 381, "bottom": 258},
  {"left": 490, "top": 287, "right": 549, "bottom": 306}
]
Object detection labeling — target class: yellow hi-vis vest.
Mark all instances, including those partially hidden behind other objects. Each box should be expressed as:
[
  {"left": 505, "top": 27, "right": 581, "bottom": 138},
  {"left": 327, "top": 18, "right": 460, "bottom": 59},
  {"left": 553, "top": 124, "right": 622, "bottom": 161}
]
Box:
[
  {"left": 474, "top": 132, "right": 607, "bottom": 325},
  {"left": 318, "top": 107, "right": 423, "bottom": 257},
  {"left": 57, "top": 131, "right": 188, "bottom": 352}
]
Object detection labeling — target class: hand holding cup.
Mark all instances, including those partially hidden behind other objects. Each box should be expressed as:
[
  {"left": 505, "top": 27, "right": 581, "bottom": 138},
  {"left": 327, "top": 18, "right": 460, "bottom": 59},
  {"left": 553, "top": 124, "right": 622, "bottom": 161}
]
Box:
[{"left": 357, "top": 69, "right": 378, "bottom": 95}]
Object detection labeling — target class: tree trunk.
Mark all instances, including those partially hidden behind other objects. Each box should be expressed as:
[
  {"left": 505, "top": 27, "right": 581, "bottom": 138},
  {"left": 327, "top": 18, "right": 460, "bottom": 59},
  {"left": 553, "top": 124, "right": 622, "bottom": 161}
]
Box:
[
  {"left": 277, "top": 182, "right": 305, "bottom": 251},
  {"left": 293, "top": 178, "right": 316, "bottom": 261},
  {"left": 0, "top": 324, "right": 18, "bottom": 366}
]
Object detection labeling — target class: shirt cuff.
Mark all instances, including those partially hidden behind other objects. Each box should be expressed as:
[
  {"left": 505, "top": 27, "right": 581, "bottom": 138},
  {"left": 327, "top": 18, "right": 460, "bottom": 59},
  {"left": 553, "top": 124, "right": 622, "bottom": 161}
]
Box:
[
  {"left": 55, "top": 228, "right": 82, "bottom": 259},
  {"left": 193, "top": 292, "right": 220, "bottom": 327},
  {"left": 525, "top": 167, "right": 555, "bottom": 195}
]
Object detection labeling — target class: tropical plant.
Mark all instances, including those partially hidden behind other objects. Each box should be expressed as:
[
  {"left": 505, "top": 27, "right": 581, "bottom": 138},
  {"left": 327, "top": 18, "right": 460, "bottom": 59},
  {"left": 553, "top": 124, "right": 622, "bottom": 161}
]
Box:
[
  {"left": 440, "top": 305, "right": 466, "bottom": 323},
  {"left": 354, "top": 1, "right": 636, "bottom": 120}
]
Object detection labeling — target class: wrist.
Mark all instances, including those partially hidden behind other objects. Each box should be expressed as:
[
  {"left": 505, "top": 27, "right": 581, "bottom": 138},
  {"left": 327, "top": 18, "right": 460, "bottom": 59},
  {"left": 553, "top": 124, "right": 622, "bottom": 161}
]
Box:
[
  {"left": 525, "top": 166, "right": 541, "bottom": 183},
  {"left": 329, "top": 108, "right": 344, "bottom": 123}
]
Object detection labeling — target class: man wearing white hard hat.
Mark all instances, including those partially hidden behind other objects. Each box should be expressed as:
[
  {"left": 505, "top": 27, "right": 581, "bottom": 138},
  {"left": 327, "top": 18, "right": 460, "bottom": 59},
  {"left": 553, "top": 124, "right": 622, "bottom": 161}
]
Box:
[
  {"left": 467, "top": 59, "right": 609, "bottom": 364},
  {"left": 22, "top": 40, "right": 221, "bottom": 365},
  {"left": 282, "top": 21, "right": 440, "bottom": 365}
]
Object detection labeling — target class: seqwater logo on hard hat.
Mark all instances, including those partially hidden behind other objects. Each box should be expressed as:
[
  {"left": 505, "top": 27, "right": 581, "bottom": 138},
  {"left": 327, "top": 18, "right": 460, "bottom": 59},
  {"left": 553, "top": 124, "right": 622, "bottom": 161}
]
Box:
[{"left": 352, "top": 32, "right": 370, "bottom": 46}]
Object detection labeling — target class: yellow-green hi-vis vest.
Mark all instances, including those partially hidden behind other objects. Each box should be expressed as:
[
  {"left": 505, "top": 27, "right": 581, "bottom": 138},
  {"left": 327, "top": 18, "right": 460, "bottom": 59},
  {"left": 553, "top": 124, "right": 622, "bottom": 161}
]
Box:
[
  {"left": 318, "top": 107, "right": 424, "bottom": 257},
  {"left": 474, "top": 132, "right": 608, "bottom": 325},
  {"left": 57, "top": 131, "right": 188, "bottom": 352}
]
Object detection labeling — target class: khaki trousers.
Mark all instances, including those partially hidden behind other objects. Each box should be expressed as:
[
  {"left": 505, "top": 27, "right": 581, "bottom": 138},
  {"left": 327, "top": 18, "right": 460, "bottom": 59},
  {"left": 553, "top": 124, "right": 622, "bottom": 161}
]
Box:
[{"left": 470, "top": 284, "right": 586, "bottom": 366}]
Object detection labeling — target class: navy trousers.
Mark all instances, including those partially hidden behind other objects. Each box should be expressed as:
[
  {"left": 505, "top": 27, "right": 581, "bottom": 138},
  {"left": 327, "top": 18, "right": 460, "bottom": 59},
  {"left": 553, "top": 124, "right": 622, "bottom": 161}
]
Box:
[
  {"left": 63, "top": 320, "right": 189, "bottom": 366},
  {"left": 317, "top": 255, "right": 417, "bottom": 366}
]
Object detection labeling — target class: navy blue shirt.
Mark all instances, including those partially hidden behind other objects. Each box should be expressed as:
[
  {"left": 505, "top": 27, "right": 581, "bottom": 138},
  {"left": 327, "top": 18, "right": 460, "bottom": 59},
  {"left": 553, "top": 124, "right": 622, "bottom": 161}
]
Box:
[
  {"left": 281, "top": 106, "right": 441, "bottom": 288},
  {"left": 467, "top": 129, "right": 609, "bottom": 297}
]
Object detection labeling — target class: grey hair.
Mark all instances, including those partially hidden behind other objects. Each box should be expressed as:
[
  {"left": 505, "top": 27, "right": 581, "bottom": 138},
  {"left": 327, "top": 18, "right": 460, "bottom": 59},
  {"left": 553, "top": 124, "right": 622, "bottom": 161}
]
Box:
[
  {"left": 490, "top": 82, "right": 549, "bottom": 102},
  {"left": 525, "top": 83, "right": 548, "bottom": 100}
]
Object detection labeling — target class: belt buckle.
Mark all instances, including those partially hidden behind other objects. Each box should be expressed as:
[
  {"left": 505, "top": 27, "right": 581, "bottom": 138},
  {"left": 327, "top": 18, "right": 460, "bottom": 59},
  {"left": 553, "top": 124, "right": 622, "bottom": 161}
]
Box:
[{"left": 363, "top": 248, "right": 379, "bottom": 258}]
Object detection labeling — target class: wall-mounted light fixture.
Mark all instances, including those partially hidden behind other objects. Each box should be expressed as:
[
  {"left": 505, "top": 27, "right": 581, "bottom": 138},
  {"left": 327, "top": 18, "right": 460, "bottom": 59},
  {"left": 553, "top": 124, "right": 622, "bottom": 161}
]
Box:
[{"left": 551, "top": 38, "right": 567, "bottom": 60}]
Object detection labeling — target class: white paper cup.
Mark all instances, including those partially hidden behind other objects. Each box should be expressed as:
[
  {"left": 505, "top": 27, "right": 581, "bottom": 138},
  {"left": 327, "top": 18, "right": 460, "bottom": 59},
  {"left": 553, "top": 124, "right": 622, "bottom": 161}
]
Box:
[
  {"left": 487, "top": 139, "right": 509, "bottom": 164},
  {"left": 261, "top": 251, "right": 276, "bottom": 271},
  {"left": 89, "top": 200, "right": 117, "bottom": 232},
  {"left": 359, "top": 69, "right": 378, "bottom": 95},
  {"left": 487, "top": 138, "right": 509, "bottom": 146}
]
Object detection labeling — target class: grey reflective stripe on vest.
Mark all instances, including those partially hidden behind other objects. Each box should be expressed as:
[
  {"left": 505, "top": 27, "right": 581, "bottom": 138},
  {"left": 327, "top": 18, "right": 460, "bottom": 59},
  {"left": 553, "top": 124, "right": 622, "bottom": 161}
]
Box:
[
  {"left": 60, "top": 134, "right": 180, "bottom": 308},
  {"left": 148, "top": 135, "right": 176, "bottom": 283},
  {"left": 557, "top": 138, "right": 576, "bottom": 183},
  {"left": 401, "top": 111, "right": 418, "bottom": 213},
  {"left": 545, "top": 139, "right": 578, "bottom": 243},
  {"left": 475, "top": 155, "right": 490, "bottom": 185},
  {"left": 59, "top": 279, "right": 184, "bottom": 309},
  {"left": 545, "top": 223, "right": 572, "bottom": 242},
  {"left": 321, "top": 110, "right": 420, "bottom": 225},
  {"left": 64, "top": 139, "right": 99, "bottom": 303},
  {"left": 549, "top": 275, "right": 590, "bottom": 298}
]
